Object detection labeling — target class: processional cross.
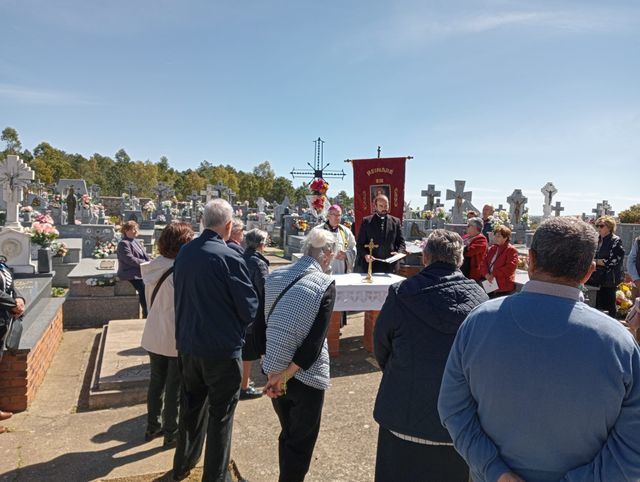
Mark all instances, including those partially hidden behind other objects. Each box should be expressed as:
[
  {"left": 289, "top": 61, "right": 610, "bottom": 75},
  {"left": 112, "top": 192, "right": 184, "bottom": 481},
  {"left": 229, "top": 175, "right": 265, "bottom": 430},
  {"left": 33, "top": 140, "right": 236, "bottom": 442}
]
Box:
[
  {"left": 290, "top": 137, "right": 346, "bottom": 183},
  {"left": 364, "top": 238, "right": 379, "bottom": 284}
]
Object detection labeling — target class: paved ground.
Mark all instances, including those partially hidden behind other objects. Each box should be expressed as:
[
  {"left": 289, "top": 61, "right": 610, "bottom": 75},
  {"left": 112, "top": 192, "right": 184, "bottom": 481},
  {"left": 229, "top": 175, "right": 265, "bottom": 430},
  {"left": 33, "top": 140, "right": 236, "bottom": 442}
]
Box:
[{"left": 0, "top": 313, "right": 382, "bottom": 482}]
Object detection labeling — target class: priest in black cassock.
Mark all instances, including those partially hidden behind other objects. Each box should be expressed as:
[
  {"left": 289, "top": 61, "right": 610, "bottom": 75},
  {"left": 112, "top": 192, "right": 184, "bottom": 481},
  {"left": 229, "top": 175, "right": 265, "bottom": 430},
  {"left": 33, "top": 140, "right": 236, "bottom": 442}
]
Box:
[{"left": 356, "top": 195, "right": 406, "bottom": 274}]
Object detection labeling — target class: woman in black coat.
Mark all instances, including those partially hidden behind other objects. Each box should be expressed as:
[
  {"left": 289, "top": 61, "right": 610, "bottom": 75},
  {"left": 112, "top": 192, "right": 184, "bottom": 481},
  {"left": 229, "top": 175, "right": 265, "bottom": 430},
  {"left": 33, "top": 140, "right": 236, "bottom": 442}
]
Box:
[
  {"left": 591, "top": 216, "right": 625, "bottom": 317},
  {"left": 240, "top": 228, "right": 270, "bottom": 400},
  {"left": 373, "top": 230, "right": 488, "bottom": 482}
]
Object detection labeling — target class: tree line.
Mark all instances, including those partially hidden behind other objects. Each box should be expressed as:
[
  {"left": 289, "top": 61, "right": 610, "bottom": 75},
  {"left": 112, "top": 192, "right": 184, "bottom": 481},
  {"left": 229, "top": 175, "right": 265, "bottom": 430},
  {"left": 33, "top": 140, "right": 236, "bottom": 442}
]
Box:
[{"left": 0, "top": 127, "right": 353, "bottom": 208}]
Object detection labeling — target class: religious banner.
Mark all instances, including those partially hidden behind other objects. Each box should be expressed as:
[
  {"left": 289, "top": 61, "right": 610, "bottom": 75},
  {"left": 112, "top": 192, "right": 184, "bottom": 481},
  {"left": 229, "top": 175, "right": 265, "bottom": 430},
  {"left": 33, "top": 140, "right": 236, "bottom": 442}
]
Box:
[{"left": 351, "top": 157, "right": 407, "bottom": 234}]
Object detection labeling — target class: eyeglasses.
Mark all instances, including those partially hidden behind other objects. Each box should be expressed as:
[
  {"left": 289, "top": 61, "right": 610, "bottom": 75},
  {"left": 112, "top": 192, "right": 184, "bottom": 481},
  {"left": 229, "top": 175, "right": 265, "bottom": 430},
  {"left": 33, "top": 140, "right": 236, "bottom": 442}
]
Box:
[{"left": 595, "top": 224, "right": 605, "bottom": 228}]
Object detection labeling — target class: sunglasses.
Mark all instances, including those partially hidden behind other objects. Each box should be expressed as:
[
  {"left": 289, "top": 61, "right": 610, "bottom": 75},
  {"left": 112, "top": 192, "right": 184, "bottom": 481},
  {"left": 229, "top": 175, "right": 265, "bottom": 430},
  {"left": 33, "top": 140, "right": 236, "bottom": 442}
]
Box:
[{"left": 595, "top": 224, "right": 605, "bottom": 228}]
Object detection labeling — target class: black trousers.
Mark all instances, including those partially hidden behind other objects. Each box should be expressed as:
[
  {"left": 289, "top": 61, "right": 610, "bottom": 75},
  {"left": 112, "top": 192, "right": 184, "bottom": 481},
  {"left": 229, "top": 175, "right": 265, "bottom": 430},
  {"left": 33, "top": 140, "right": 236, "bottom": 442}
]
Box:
[
  {"left": 271, "top": 378, "right": 325, "bottom": 482},
  {"left": 128, "top": 279, "right": 148, "bottom": 318},
  {"left": 596, "top": 286, "right": 617, "bottom": 318},
  {"left": 173, "top": 355, "right": 242, "bottom": 482},
  {"left": 375, "top": 427, "right": 469, "bottom": 482},
  {"left": 147, "top": 352, "right": 180, "bottom": 437}
]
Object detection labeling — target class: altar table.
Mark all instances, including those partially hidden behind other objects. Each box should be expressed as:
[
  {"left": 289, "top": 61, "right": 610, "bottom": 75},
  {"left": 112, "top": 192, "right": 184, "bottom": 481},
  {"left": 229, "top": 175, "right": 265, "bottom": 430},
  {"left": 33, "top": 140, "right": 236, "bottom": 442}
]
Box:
[{"left": 328, "top": 273, "right": 405, "bottom": 357}]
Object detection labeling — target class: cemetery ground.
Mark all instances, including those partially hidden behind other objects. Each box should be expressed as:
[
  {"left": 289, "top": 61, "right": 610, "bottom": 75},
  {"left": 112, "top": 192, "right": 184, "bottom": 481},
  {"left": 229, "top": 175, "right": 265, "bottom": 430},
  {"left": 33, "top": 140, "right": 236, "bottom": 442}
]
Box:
[{"left": 0, "top": 312, "right": 381, "bottom": 482}]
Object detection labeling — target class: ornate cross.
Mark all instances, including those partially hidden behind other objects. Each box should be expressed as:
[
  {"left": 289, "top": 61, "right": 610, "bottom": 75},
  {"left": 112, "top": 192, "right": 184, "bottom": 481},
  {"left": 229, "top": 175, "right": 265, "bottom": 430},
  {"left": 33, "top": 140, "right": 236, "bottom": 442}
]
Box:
[
  {"left": 290, "top": 137, "right": 346, "bottom": 182},
  {"left": 446, "top": 180, "right": 472, "bottom": 224},
  {"left": 186, "top": 191, "right": 201, "bottom": 214},
  {"left": 595, "top": 200, "right": 614, "bottom": 216},
  {"left": 507, "top": 189, "right": 528, "bottom": 226},
  {"left": 364, "top": 238, "right": 379, "bottom": 284},
  {"left": 421, "top": 184, "right": 441, "bottom": 211},
  {"left": 213, "top": 181, "right": 228, "bottom": 198},
  {"left": 540, "top": 182, "right": 557, "bottom": 206},
  {"left": 0, "top": 155, "right": 35, "bottom": 229},
  {"left": 227, "top": 189, "right": 237, "bottom": 204},
  {"left": 552, "top": 201, "right": 565, "bottom": 217}
]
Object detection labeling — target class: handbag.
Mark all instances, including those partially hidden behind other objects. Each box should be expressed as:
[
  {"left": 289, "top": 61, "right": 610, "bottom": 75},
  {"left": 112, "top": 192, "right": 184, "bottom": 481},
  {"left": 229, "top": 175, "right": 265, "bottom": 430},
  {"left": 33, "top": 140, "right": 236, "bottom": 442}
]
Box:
[{"left": 2, "top": 316, "right": 23, "bottom": 355}]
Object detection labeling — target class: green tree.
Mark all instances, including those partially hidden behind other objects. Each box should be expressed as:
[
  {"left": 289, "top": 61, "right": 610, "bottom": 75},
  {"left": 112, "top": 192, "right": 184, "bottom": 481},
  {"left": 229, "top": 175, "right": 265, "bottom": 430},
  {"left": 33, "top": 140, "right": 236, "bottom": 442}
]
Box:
[
  {"left": 115, "top": 148, "right": 131, "bottom": 164},
  {"left": 1, "top": 127, "right": 22, "bottom": 155},
  {"left": 32, "top": 142, "right": 74, "bottom": 184},
  {"left": 293, "top": 183, "right": 309, "bottom": 207},
  {"left": 619, "top": 204, "right": 640, "bottom": 224},
  {"left": 271, "top": 176, "right": 295, "bottom": 204}
]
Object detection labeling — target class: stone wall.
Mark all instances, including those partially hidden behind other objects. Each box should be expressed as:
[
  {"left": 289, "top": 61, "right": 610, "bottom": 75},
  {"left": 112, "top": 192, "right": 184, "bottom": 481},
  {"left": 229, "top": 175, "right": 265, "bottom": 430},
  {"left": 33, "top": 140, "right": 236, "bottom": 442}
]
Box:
[{"left": 0, "top": 303, "right": 64, "bottom": 412}]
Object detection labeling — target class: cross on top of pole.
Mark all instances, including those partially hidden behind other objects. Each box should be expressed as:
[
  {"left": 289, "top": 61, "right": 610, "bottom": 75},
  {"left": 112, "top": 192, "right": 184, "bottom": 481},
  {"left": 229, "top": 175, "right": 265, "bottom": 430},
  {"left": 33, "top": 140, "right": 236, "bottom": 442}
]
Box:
[{"left": 290, "top": 137, "right": 346, "bottom": 182}]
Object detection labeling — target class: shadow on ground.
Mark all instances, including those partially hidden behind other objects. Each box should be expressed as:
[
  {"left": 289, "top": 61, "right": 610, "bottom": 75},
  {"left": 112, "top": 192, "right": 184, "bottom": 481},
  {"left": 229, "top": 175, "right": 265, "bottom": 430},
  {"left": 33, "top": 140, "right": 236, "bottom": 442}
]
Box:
[{"left": 0, "top": 415, "right": 165, "bottom": 482}]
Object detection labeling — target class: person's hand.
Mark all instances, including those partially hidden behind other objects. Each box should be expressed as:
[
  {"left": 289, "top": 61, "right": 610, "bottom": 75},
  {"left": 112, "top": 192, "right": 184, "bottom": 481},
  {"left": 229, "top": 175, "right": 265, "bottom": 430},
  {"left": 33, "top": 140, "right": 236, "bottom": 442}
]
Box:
[
  {"left": 11, "top": 298, "right": 25, "bottom": 318},
  {"left": 365, "top": 254, "right": 373, "bottom": 263},
  {"left": 626, "top": 301, "right": 640, "bottom": 339},
  {"left": 486, "top": 274, "right": 495, "bottom": 283},
  {"left": 497, "top": 472, "right": 525, "bottom": 482},
  {"left": 263, "top": 372, "right": 284, "bottom": 398},
  {"left": 390, "top": 251, "right": 398, "bottom": 256},
  {"left": 335, "top": 251, "right": 347, "bottom": 261},
  {"left": 596, "top": 259, "right": 605, "bottom": 267}
]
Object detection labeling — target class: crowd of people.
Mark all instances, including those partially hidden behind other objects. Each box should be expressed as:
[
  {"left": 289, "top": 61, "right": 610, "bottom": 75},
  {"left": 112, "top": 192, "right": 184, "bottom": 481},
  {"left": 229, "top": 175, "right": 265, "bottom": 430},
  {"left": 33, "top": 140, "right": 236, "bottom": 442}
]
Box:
[{"left": 3, "top": 194, "right": 640, "bottom": 482}]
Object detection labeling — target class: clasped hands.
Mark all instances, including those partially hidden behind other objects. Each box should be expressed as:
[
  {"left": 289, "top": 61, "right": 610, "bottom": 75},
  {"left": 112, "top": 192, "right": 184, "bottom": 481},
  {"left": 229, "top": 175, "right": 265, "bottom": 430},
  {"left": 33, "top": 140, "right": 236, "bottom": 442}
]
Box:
[{"left": 263, "top": 363, "right": 300, "bottom": 399}]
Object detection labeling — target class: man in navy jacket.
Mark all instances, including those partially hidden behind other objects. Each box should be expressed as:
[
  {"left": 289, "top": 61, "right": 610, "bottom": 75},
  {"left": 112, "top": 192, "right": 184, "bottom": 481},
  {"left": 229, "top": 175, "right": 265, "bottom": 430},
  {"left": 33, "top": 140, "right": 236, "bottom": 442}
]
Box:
[{"left": 173, "top": 199, "right": 258, "bottom": 481}]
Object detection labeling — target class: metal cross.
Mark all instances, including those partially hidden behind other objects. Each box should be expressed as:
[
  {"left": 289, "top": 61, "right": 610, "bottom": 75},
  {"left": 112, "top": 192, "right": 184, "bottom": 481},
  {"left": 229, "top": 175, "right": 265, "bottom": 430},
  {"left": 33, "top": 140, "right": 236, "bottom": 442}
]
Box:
[
  {"left": 364, "top": 238, "right": 379, "bottom": 284},
  {"left": 421, "top": 184, "right": 441, "bottom": 211},
  {"left": 290, "top": 137, "right": 346, "bottom": 182}
]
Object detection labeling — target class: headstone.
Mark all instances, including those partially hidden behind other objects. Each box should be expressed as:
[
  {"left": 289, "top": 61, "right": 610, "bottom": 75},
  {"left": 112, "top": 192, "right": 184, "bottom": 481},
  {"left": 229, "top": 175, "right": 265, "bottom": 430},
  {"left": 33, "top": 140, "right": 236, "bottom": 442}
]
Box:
[
  {"left": 227, "top": 189, "right": 237, "bottom": 205},
  {"left": 421, "top": 184, "right": 441, "bottom": 212},
  {"left": 274, "top": 196, "right": 291, "bottom": 225},
  {"left": 446, "top": 180, "right": 472, "bottom": 224},
  {"left": 186, "top": 192, "right": 200, "bottom": 217},
  {"left": 56, "top": 179, "right": 88, "bottom": 196},
  {"left": 256, "top": 197, "right": 268, "bottom": 214},
  {"left": 0, "top": 229, "right": 34, "bottom": 273},
  {"left": 541, "top": 182, "right": 558, "bottom": 219},
  {"left": 506, "top": 189, "right": 528, "bottom": 226},
  {"left": 552, "top": 201, "right": 564, "bottom": 217},
  {"left": 51, "top": 206, "right": 67, "bottom": 226},
  {"left": 0, "top": 155, "right": 35, "bottom": 230},
  {"left": 90, "top": 185, "right": 102, "bottom": 202}
]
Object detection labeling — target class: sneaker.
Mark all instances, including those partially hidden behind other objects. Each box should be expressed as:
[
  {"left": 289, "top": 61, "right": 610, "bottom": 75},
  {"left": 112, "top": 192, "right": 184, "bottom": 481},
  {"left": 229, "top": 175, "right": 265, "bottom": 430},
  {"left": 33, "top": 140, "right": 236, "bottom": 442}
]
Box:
[{"left": 239, "top": 386, "right": 263, "bottom": 400}]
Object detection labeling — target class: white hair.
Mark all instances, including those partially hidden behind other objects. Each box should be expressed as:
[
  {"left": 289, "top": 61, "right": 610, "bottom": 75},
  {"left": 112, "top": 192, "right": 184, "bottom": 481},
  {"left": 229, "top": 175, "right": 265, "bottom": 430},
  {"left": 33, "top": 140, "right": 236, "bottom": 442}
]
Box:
[
  {"left": 231, "top": 218, "right": 244, "bottom": 232},
  {"left": 302, "top": 229, "right": 338, "bottom": 261},
  {"left": 203, "top": 199, "right": 233, "bottom": 229}
]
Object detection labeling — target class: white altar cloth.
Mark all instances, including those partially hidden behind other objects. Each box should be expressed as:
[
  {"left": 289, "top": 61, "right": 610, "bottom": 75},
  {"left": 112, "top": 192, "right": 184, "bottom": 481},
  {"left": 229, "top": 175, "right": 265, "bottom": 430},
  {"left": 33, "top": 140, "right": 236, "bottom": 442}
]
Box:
[{"left": 331, "top": 273, "right": 405, "bottom": 312}]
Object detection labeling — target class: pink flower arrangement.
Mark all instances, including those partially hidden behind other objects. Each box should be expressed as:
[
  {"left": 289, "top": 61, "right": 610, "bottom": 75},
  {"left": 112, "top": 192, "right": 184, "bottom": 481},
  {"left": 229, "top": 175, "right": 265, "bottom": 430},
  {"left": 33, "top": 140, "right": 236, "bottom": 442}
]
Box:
[
  {"left": 30, "top": 221, "right": 60, "bottom": 247},
  {"left": 34, "top": 213, "right": 55, "bottom": 225}
]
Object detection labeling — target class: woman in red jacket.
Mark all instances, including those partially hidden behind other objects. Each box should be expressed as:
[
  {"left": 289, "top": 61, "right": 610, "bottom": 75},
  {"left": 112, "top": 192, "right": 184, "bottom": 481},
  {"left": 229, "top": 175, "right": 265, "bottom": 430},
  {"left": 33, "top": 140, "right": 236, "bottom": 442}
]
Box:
[
  {"left": 461, "top": 217, "right": 488, "bottom": 282},
  {"left": 481, "top": 225, "right": 519, "bottom": 298}
]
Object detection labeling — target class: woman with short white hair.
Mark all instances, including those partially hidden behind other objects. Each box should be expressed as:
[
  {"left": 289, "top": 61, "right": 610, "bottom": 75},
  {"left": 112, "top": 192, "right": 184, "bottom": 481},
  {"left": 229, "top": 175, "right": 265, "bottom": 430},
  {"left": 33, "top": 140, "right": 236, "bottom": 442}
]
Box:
[{"left": 262, "top": 229, "right": 337, "bottom": 482}]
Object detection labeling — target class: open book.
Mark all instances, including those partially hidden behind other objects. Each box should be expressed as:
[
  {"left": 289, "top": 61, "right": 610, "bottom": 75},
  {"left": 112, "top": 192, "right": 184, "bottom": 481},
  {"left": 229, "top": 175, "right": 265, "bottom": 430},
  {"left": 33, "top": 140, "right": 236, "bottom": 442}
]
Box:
[{"left": 373, "top": 253, "right": 406, "bottom": 264}]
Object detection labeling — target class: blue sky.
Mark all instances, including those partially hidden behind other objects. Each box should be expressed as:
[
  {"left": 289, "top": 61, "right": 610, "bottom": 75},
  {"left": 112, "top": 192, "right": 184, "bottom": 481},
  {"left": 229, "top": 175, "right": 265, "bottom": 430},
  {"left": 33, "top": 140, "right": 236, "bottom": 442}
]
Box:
[{"left": 1, "top": 0, "right": 639, "bottom": 215}]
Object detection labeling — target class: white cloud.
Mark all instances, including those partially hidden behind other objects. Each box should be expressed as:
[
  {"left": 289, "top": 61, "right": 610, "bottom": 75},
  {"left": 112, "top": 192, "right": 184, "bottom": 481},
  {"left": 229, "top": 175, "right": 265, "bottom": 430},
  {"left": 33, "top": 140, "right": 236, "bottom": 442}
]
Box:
[{"left": 0, "top": 84, "right": 98, "bottom": 106}]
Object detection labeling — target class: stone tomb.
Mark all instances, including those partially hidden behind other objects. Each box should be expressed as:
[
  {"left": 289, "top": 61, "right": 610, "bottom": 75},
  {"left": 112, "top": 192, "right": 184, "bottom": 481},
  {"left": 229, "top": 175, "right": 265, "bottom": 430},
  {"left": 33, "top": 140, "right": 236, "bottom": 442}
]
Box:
[
  {"left": 0, "top": 276, "right": 64, "bottom": 411},
  {"left": 51, "top": 238, "right": 82, "bottom": 288},
  {"left": 89, "top": 318, "right": 148, "bottom": 410},
  {"left": 56, "top": 224, "right": 117, "bottom": 258},
  {"left": 63, "top": 258, "right": 140, "bottom": 328},
  {"left": 0, "top": 229, "right": 34, "bottom": 274}
]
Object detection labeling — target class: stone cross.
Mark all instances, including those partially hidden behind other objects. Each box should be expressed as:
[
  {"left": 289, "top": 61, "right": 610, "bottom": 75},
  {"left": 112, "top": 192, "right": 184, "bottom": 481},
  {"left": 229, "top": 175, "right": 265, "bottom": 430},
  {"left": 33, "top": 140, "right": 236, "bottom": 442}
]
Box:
[
  {"left": 154, "top": 182, "right": 174, "bottom": 216},
  {"left": 421, "top": 184, "right": 441, "bottom": 211},
  {"left": 552, "top": 201, "right": 565, "bottom": 217},
  {"left": 126, "top": 182, "right": 137, "bottom": 198},
  {"left": 506, "top": 189, "right": 528, "bottom": 226},
  {"left": 496, "top": 204, "right": 506, "bottom": 212},
  {"left": 434, "top": 198, "right": 444, "bottom": 209},
  {"left": 200, "top": 184, "right": 217, "bottom": 203},
  {"left": 0, "top": 155, "right": 35, "bottom": 230},
  {"left": 227, "top": 189, "right": 237, "bottom": 204},
  {"left": 186, "top": 191, "right": 201, "bottom": 215},
  {"left": 593, "top": 200, "right": 614, "bottom": 217},
  {"left": 446, "top": 180, "right": 472, "bottom": 224},
  {"left": 541, "top": 182, "right": 558, "bottom": 219},
  {"left": 31, "top": 180, "right": 47, "bottom": 196},
  {"left": 256, "top": 197, "right": 268, "bottom": 213}
]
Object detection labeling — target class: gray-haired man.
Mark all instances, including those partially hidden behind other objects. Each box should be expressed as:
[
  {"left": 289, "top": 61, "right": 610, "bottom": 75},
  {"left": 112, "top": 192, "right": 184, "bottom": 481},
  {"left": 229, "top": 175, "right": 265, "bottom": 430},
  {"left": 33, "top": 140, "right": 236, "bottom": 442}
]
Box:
[{"left": 439, "top": 217, "right": 640, "bottom": 481}]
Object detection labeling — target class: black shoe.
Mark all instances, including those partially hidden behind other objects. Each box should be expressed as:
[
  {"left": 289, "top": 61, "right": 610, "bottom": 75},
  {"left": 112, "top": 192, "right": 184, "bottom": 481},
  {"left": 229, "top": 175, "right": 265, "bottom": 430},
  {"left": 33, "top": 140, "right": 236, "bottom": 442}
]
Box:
[
  {"left": 144, "top": 428, "right": 163, "bottom": 442},
  {"left": 163, "top": 434, "right": 178, "bottom": 449},
  {"left": 172, "top": 470, "right": 190, "bottom": 481},
  {"left": 239, "top": 386, "right": 263, "bottom": 400}
]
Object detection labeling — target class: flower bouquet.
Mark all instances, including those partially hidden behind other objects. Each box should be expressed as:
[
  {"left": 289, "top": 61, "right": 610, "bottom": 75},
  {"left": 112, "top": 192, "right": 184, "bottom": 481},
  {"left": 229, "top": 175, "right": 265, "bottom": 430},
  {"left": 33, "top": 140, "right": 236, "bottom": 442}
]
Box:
[
  {"left": 80, "top": 194, "right": 91, "bottom": 209},
  {"left": 435, "top": 207, "right": 447, "bottom": 220},
  {"left": 422, "top": 210, "right": 434, "bottom": 220},
  {"left": 143, "top": 200, "right": 156, "bottom": 213},
  {"left": 93, "top": 240, "right": 118, "bottom": 259},
  {"left": 29, "top": 220, "right": 60, "bottom": 247},
  {"left": 616, "top": 282, "right": 635, "bottom": 318},
  {"left": 307, "top": 179, "right": 330, "bottom": 218},
  {"left": 491, "top": 211, "right": 512, "bottom": 230},
  {"left": 51, "top": 241, "right": 69, "bottom": 258},
  {"left": 293, "top": 218, "right": 308, "bottom": 234}
]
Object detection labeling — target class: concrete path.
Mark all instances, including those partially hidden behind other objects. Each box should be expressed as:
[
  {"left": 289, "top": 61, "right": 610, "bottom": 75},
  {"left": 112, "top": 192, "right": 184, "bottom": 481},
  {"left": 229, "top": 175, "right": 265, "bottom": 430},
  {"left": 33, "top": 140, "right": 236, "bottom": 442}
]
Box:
[{"left": 0, "top": 313, "right": 381, "bottom": 481}]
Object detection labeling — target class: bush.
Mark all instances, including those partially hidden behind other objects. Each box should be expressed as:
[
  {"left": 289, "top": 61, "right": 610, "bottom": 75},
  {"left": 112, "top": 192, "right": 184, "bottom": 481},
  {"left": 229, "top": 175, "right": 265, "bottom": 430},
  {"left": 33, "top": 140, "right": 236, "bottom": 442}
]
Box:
[{"left": 618, "top": 204, "right": 640, "bottom": 224}]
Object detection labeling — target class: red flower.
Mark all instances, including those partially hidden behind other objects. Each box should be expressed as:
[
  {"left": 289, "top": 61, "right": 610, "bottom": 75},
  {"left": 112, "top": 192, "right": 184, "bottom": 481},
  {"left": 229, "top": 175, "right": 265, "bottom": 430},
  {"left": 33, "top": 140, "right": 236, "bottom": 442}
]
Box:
[
  {"left": 312, "top": 196, "right": 326, "bottom": 210},
  {"left": 310, "top": 179, "right": 329, "bottom": 195}
]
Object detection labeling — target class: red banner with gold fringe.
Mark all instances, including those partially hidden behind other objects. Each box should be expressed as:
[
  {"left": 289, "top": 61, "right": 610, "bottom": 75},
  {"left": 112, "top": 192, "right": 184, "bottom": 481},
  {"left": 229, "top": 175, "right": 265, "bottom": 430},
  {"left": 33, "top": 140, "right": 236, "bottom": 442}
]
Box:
[{"left": 351, "top": 157, "right": 407, "bottom": 234}]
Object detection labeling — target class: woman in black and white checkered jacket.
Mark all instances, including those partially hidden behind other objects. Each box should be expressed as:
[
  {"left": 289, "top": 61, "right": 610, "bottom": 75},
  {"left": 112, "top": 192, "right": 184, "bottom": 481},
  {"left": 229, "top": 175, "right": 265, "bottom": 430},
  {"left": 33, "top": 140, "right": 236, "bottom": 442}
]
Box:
[{"left": 263, "top": 229, "right": 337, "bottom": 482}]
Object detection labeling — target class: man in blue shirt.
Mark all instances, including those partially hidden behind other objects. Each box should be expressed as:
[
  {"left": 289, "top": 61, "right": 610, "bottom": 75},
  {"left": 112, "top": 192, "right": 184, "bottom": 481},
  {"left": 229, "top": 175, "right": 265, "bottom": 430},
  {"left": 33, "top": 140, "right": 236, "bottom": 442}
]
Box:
[
  {"left": 438, "top": 217, "right": 640, "bottom": 482},
  {"left": 172, "top": 199, "right": 258, "bottom": 481}
]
